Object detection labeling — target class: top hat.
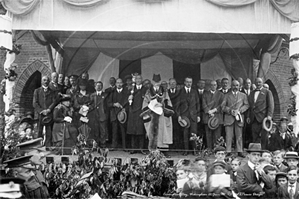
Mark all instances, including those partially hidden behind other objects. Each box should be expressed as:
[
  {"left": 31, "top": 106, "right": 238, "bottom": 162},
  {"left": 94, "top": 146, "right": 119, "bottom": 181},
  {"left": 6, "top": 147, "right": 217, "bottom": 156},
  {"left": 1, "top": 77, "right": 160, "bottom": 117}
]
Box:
[
  {"left": 117, "top": 109, "right": 127, "bottom": 124},
  {"left": 214, "top": 146, "right": 226, "bottom": 154},
  {"left": 212, "top": 161, "right": 226, "bottom": 169},
  {"left": 3, "top": 155, "right": 33, "bottom": 168},
  {"left": 208, "top": 116, "right": 220, "bottom": 130},
  {"left": 262, "top": 117, "right": 273, "bottom": 132},
  {"left": 152, "top": 74, "right": 161, "bottom": 83},
  {"left": 17, "top": 138, "right": 43, "bottom": 152},
  {"left": 178, "top": 116, "right": 190, "bottom": 128},
  {"left": 246, "top": 143, "right": 264, "bottom": 153},
  {"left": 283, "top": 151, "right": 299, "bottom": 160}
]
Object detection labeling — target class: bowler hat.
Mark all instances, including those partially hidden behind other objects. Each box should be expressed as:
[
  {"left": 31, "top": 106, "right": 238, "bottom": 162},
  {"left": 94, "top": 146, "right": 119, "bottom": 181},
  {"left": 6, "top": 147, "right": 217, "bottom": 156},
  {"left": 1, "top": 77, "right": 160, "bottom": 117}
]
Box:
[
  {"left": 275, "top": 172, "right": 287, "bottom": 178},
  {"left": 42, "top": 116, "right": 52, "bottom": 125},
  {"left": 212, "top": 161, "right": 226, "bottom": 169},
  {"left": 117, "top": 109, "right": 127, "bottom": 124},
  {"left": 17, "top": 138, "right": 43, "bottom": 152},
  {"left": 178, "top": 116, "right": 190, "bottom": 128},
  {"left": 3, "top": 155, "right": 33, "bottom": 168},
  {"left": 246, "top": 143, "right": 264, "bottom": 153},
  {"left": 262, "top": 117, "right": 273, "bottom": 132},
  {"left": 283, "top": 151, "right": 299, "bottom": 159},
  {"left": 208, "top": 116, "right": 219, "bottom": 130}
]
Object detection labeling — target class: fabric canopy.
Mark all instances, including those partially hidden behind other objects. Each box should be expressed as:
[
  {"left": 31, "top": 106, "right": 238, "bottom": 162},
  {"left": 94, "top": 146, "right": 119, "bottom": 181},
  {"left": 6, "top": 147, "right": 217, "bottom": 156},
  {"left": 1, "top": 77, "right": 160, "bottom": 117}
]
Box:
[{"left": 1, "top": 0, "right": 297, "bottom": 33}]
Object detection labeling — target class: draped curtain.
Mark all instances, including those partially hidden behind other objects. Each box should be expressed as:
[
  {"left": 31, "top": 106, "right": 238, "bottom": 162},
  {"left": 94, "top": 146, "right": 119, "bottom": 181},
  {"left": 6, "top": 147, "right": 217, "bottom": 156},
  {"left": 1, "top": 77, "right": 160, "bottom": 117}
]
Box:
[{"left": 1, "top": 0, "right": 298, "bottom": 21}]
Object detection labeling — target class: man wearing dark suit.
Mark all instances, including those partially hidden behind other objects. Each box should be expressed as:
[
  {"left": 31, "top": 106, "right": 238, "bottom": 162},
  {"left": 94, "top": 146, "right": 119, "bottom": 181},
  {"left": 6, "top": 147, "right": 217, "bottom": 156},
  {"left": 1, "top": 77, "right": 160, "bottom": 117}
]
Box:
[
  {"left": 107, "top": 78, "right": 128, "bottom": 150},
  {"left": 127, "top": 75, "right": 147, "bottom": 154},
  {"left": 89, "top": 81, "right": 108, "bottom": 148},
  {"left": 219, "top": 77, "right": 230, "bottom": 140},
  {"left": 222, "top": 80, "right": 249, "bottom": 157},
  {"left": 202, "top": 80, "right": 224, "bottom": 151},
  {"left": 33, "top": 76, "right": 56, "bottom": 148},
  {"left": 168, "top": 78, "right": 182, "bottom": 150},
  {"left": 268, "top": 117, "right": 293, "bottom": 152},
  {"left": 240, "top": 78, "right": 253, "bottom": 148},
  {"left": 278, "top": 167, "right": 299, "bottom": 199},
  {"left": 248, "top": 77, "right": 274, "bottom": 150},
  {"left": 177, "top": 77, "right": 200, "bottom": 155},
  {"left": 196, "top": 80, "right": 206, "bottom": 146},
  {"left": 236, "top": 143, "right": 273, "bottom": 199},
  {"left": 105, "top": 77, "right": 116, "bottom": 145}
]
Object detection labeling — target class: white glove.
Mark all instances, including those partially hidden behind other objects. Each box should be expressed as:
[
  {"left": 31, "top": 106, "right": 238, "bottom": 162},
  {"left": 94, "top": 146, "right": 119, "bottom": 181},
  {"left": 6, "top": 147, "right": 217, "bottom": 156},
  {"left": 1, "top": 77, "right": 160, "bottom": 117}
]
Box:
[{"left": 64, "top": 116, "right": 72, "bottom": 123}]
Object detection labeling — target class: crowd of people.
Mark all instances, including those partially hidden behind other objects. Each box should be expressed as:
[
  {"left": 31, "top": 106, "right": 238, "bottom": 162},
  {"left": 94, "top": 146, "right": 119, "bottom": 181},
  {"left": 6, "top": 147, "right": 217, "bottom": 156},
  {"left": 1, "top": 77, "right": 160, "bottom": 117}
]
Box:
[
  {"left": 30, "top": 71, "right": 299, "bottom": 157},
  {"left": 174, "top": 144, "right": 299, "bottom": 198}
]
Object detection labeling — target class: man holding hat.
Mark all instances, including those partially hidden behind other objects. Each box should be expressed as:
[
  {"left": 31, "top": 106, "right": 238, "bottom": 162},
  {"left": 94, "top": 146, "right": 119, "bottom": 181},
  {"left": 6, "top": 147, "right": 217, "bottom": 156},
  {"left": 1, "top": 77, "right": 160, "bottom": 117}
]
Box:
[
  {"left": 248, "top": 77, "right": 274, "bottom": 150},
  {"left": 141, "top": 74, "right": 174, "bottom": 155},
  {"left": 177, "top": 77, "right": 200, "bottom": 156},
  {"left": 268, "top": 117, "right": 293, "bottom": 152},
  {"left": 202, "top": 80, "right": 224, "bottom": 152},
  {"left": 33, "top": 76, "right": 56, "bottom": 148},
  {"left": 236, "top": 143, "right": 273, "bottom": 198},
  {"left": 221, "top": 80, "right": 249, "bottom": 157},
  {"left": 107, "top": 78, "right": 129, "bottom": 150}
]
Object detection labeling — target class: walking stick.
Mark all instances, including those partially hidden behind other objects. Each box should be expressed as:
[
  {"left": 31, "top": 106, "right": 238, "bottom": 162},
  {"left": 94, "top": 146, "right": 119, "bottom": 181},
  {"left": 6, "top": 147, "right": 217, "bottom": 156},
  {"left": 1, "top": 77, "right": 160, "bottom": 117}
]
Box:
[{"left": 62, "top": 122, "right": 66, "bottom": 155}]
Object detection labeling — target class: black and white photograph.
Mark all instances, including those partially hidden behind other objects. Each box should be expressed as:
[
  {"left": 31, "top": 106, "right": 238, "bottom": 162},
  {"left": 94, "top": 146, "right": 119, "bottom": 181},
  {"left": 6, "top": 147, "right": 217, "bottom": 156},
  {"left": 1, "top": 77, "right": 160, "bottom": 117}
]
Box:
[{"left": 0, "top": 0, "right": 299, "bottom": 198}]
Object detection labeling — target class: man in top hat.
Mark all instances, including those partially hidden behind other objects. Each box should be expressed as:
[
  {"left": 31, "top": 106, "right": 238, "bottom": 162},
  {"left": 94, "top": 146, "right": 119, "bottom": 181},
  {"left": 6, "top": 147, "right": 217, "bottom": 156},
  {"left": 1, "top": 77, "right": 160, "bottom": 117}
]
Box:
[
  {"left": 236, "top": 143, "right": 273, "bottom": 199},
  {"left": 221, "top": 80, "right": 249, "bottom": 157},
  {"left": 141, "top": 74, "right": 174, "bottom": 155},
  {"left": 248, "top": 77, "right": 274, "bottom": 150},
  {"left": 107, "top": 78, "right": 129, "bottom": 150},
  {"left": 202, "top": 80, "right": 224, "bottom": 152},
  {"left": 127, "top": 74, "right": 147, "bottom": 154},
  {"left": 268, "top": 117, "right": 293, "bottom": 152},
  {"left": 89, "top": 81, "right": 109, "bottom": 148},
  {"left": 33, "top": 76, "right": 56, "bottom": 148},
  {"left": 177, "top": 77, "right": 200, "bottom": 156},
  {"left": 4, "top": 155, "right": 49, "bottom": 199}
]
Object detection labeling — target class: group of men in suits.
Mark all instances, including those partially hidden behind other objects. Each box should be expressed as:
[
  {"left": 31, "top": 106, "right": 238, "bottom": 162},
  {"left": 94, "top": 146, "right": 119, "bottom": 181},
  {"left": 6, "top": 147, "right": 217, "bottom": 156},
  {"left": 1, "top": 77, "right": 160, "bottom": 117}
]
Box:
[{"left": 33, "top": 71, "right": 278, "bottom": 155}]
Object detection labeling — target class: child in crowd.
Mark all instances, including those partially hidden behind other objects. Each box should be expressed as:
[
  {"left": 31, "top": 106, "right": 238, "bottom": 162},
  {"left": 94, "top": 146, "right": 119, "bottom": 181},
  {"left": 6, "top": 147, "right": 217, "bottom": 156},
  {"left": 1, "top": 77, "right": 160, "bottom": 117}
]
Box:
[
  {"left": 230, "top": 158, "right": 240, "bottom": 192},
  {"left": 261, "top": 151, "right": 273, "bottom": 164},
  {"left": 176, "top": 166, "right": 189, "bottom": 193},
  {"left": 275, "top": 172, "right": 288, "bottom": 188},
  {"left": 277, "top": 167, "right": 299, "bottom": 198},
  {"left": 273, "top": 150, "right": 288, "bottom": 172},
  {"left": 263, "top": 165, "right": 277, "bottom": 198},
  {"left": 193, "top": 157, "right": 207, "bottom": 190}
]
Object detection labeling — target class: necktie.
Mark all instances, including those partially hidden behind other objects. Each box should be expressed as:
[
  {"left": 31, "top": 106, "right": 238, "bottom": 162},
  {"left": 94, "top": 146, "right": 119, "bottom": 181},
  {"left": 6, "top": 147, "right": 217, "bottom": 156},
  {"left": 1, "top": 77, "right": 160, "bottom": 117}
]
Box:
[
  {"left": 289, "top": 184, "right": 294, "bottom": 199},
  {"left": 187, "top": 88, "right": 190, "bottom": 94},
  {"left": 172, "top": 89, "right": 175, "bottom": 93}
]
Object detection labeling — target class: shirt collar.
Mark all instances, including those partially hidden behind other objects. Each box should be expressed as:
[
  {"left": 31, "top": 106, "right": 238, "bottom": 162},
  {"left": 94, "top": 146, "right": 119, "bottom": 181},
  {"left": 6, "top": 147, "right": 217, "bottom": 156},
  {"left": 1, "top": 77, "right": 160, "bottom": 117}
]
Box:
[
  {"left": 117, "top": 88, "right": 122, "bottom": 92},
  {"left": 210, "top": 90, "right": 215, "bottom": 94},
  {"left": 42, "top": 86, "right": 48, "bottom": 90},
  {"left": 248, "top": 161, "right": 255, "bottom": 170},
  {"left": 97, "top": 91, "right": 102, "bottom": 94},
  {"left": 185, "top": 86, "right": 190, "bottom": 90}
]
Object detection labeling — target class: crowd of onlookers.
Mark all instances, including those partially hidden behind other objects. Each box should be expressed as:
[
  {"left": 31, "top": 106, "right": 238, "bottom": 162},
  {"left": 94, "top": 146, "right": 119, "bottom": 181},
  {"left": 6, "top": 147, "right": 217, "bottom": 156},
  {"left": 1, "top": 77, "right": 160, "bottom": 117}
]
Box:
[{"left": 175, "top": 144, "right": 299, "bottom": 198}]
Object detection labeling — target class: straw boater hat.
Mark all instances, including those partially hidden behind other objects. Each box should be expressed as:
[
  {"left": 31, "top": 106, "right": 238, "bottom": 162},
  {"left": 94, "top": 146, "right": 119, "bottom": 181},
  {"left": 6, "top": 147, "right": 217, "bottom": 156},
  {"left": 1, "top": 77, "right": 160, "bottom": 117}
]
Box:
[
  {"left": 246, "top": 143, "right": 264, "bottom": 153},
  {"left": 178, "top": 116, "right": 190, "bottom": 128},
  {"left": 208, "top": 116, "right": 219, "bottom": 130},
  {"left": 117, "top": 109, "right": 127, "bottom": 124},
  {"left": 262, "top": 117, "right": 273, "bottom": 132},
  {"left": 283, "top": 151, "right": 299, "bottom": 160}
]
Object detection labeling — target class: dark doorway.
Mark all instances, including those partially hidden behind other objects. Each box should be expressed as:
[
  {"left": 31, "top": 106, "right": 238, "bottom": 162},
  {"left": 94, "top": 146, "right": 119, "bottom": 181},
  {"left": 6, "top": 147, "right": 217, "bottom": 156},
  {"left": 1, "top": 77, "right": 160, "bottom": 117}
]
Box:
[
  {"left": 173, "top": 60, "right": 200, "bottom": 86},
  {"left": 266, "top": 79, "right": 280, "bottom": 122},
  {"left": 20, "top": 71, "right": 41, "bottom": 114}
]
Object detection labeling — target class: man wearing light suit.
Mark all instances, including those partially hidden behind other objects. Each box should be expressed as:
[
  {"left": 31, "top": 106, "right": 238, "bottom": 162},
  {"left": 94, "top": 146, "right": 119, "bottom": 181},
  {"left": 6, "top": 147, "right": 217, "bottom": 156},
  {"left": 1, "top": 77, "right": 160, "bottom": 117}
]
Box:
[
  {"left": 222, "top": 80, "right": 249, "bottom": 157},
  {"left": 248, "top": 77, "right": 274, "bottom": 150}
]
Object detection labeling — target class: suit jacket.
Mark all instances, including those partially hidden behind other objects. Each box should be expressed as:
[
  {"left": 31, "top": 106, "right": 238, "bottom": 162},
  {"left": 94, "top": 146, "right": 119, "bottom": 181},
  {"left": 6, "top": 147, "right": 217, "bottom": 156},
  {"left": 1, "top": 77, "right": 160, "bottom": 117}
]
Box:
[
  {"left": 268, "top": 131, "right": 293, "bottom": 151},
  {"left": 277, "top": 182, "right": 299, "bottom": 199},
  {"left": 275, "top": 163, "right": 288, "bottom": 173},
  {"left": 248, "top": 88, "right": 274, "bottom": 123},
  {"left": 222, "top": 91, "right": 249, "bottom": 127},
  {"left": 177, "top": 87, "right": 200, "bottom": 122},
  {"left": 202, "top": 90, "right": 224, "bottom": 124},
  {"left": 197, "top": 89, "right": 205, "bottom": 119},
  {"left": 33, "top": 87, "right": 56, "bottom": 114},
  {"left": 49, "top": 82, "right": 63, "bottom": 93},
  {"left": 89, "top": 91, "right": 108, "bottom": 122},
  {"left": 241, "top": 88, "right": 252, "bottom": 97},
  {"left": 168, "top": 88, "right": 180, "bottom": 117},
  {"left": 236, "top": 163, "right": 263, "bottom": 194},
  {"left": 107, "top": 88, "right": 128, "bottom": 122}
]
